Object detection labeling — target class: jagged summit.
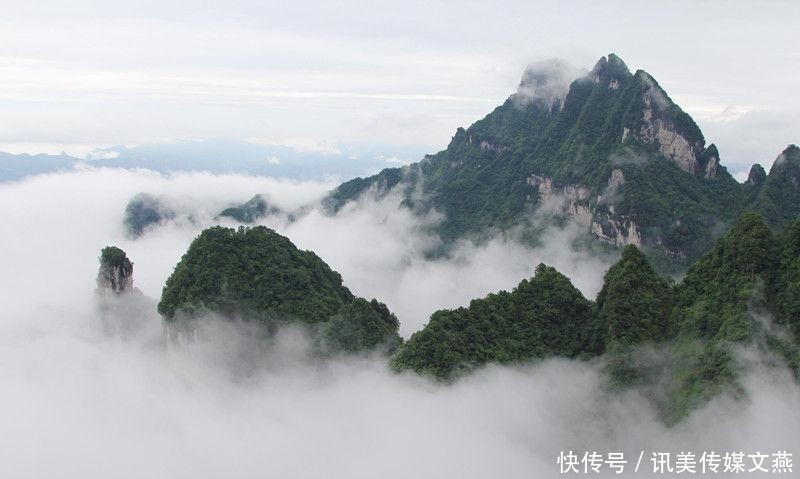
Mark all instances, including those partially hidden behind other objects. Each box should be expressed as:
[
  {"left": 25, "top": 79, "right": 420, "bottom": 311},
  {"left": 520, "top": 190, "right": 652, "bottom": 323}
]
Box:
[
  {"left": 514, "top": 53, "right": 631, "bottom": 112},
  {"left": 590, "top": 53, "right": 630, "bottom": 83},
  {"left": 324, "top": 55, "right": 797, "bottom": 272}
]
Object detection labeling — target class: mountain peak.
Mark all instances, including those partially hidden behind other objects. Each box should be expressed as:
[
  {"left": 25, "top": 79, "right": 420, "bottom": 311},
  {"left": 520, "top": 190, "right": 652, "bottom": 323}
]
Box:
[
  {"left": 774, "top": 144, "right": 800, "bottom": 167},
  {"left": 598, "top": 242, "right": 671, "bottom": 352},
  {"left": 607, "top": 53, "right": 629, "bottom": 70},
  {"left": 724, "top": 212, "right": 778, "bottom": 275},
  {"left": 590, "top": 53, "right": 630, "bottom": 83},
  {"left": 747, "top": 163, "right": 767, "bottom": 185},
  {"left": 749, "top": 145, "right": 800, "bottom": 229}
]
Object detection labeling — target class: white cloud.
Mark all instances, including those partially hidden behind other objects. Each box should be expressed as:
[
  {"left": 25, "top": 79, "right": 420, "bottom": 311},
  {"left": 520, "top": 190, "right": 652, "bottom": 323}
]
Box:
[
  {"left": 274, "top": 197, "right": 611, "bottom": 336},
  {"left": 86, "top": 147, "right": 121, "bottom": 161},
  {"left": 514, "top": 58, "right": 584, "bottom": 109},
  {"left": 246, "top": 137, "right": 342, "bottom": 155}
]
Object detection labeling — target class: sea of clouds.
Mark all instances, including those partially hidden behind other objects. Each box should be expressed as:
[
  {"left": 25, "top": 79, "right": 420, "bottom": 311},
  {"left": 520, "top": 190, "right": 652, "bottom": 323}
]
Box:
[{"left": 0, "top": 167, "right": 797, "bottom": 478}]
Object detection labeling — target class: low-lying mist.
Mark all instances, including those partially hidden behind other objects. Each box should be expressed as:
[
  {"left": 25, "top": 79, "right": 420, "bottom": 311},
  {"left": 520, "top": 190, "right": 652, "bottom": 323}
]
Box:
[{"left": 1, "top": 168, "right": 797, "bottom": 478}]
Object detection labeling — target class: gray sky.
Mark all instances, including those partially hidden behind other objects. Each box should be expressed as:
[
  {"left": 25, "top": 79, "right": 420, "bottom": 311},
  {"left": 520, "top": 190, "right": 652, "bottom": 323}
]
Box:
[{"left": 1, "top": 0, "right": 798, "bottom": 178}]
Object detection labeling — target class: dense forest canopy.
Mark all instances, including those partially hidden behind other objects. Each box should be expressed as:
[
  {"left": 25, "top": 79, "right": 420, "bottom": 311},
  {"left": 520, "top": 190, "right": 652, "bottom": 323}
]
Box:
[{"left": 158, "top": 225, "right": 401, "bottom": 354}]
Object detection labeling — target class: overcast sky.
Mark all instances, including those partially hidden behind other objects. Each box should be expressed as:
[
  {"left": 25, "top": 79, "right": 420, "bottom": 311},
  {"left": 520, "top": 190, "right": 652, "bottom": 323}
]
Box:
[{"left": 0, "top": 0, "right": 798, "bottom": 178}]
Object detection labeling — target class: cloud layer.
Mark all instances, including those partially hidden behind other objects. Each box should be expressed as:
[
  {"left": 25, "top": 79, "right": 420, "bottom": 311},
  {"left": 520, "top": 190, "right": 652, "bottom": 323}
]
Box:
[{"left": 1, "top": 168, "right": 798, "bottom": 478}]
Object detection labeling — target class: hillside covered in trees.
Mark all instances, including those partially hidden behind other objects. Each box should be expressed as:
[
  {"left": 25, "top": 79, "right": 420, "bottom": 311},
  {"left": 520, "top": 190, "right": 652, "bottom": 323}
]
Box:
[
  {"left": 158, "top": 225, "right": 401, "bottom": 354},
  {"left": 392, "top": 212, "right": 800, "bottom": 422}
]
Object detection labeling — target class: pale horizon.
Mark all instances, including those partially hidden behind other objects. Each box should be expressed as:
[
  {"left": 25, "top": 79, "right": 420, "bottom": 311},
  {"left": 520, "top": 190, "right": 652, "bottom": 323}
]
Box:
[{"left": 1, "top": 0, "right": 798, "bottom": 179}]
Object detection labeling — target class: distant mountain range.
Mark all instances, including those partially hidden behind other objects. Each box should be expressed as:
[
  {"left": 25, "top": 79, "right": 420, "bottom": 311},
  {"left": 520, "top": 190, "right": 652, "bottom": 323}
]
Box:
[
  {"left": 0, "top": 140, "right": 428, "bottom": 182},
  {"left": 0, "top": 151, "right": 76, "bottom": 182}
]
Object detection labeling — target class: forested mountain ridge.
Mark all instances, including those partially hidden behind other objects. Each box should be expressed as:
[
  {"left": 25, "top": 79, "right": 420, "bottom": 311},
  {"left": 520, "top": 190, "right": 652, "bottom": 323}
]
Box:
[
  {"left": 324, "top": 54, "right": 798, "bottom": 272},
  {"left": 390, "top": 263, "right": 600, "bottom": 379},
  {"left": 392, "top": 212, "right": 800, "bottom": 422}
]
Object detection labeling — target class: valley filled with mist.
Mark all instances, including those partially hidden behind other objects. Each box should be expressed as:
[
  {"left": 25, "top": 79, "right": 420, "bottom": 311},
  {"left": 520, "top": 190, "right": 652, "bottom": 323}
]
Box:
[{"left": 1, "top": 164, "right": 798, "bottom": 477}]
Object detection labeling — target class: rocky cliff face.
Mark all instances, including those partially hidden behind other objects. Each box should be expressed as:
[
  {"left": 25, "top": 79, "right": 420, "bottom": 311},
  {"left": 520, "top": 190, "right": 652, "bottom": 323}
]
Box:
[
  {"left": 96, "top": 246, "right": 134, "bottom": 295},
  {"left": 636, "top": 82, "right": 704, "bottom": 175},
  {"left": 591, "top": 217, "right": 643, "bottom": 248},
  {"left": 703, "top": 150, "right": 720, "bottom": 179},
  {"left": 528, "top": 170, "right": 643, "bottom": 248},
  {"left": 94, "top": 246, "right": 154, "bottom": 336},
  {"left": 526, "top": 174, "right": 592, "bottom": 223}
]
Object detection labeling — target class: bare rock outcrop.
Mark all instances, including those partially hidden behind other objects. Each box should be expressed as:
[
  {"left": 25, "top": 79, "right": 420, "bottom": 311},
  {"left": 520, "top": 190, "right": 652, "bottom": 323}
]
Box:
[{"left": 639, "top": 92, "right": 703, "bottom": 174}]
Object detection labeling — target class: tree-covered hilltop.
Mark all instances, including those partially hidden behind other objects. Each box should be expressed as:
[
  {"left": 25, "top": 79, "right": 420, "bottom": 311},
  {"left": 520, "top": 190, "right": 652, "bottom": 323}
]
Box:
[
  {"left": 158, "top": 225, "right": 401, "bottom": 354},
  {"left": 671, "top": 213, "right": 779, "bottom": 342},
  {"left": 391, "top": 245, "right": 674, "bottom": 380},
  {"left": 392, "top": 213, "right": 800, "bottom": 421},
  {"left": 597, "top": 245, "right": 673, "bottom": 350},
  {"left": 124, "top": 193, "right": 177, "bottom": 238},
  {"left": 217, "top": 194, "right": 282, "bottom": 224},
  {"left": 391, "top": 264, "right": 599, "bottom": 379},
  {"left": 324, "top": 54, "right": 796, "bottom": 273}
]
